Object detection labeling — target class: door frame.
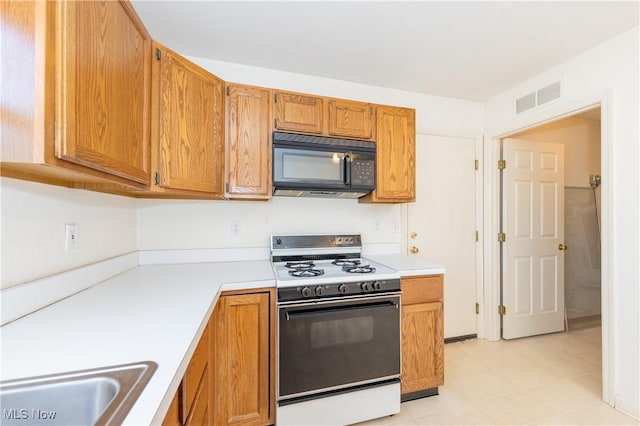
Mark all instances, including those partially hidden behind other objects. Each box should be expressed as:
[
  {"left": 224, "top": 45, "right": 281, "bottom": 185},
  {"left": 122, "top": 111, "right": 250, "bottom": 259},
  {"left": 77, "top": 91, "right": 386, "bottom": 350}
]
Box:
[
  {"left": 482, "top": 90, "right": 614, "bottom": 405},
  {"left": 401, "top": 130, "right": 485, "bottom": 338}
]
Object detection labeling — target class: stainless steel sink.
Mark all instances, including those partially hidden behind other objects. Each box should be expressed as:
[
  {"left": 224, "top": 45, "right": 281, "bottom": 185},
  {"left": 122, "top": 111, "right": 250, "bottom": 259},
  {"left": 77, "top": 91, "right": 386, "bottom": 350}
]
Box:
[{"left": 0, "top": 361, "right": 157, "bottom": 425}]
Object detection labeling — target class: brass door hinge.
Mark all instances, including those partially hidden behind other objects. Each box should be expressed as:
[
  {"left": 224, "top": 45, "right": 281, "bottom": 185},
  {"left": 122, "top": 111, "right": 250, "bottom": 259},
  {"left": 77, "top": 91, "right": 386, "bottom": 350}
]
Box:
[
  {"left": 498, "top": 159, "right": 506, "bottom": 170},
  {"left": 498, "top": 232, "right": 506, "bottom": 243},
  {"left": 475, "top": 230, "right": 479, "bottom": 242},
  {"left": 475, "top": 159, "right": 479, "bottom": 170},
  {"left": 476, "top": 303, "right": 480, "bottom": 314},
  {"left": 155, "top": 48, "right": 161, "bottom": 61},
  {"left": 273, "top": 118, "right": 278, "bottom": 128},
  {"left": 225, "top": 182, "right": 229, "bottom": 193},
  {"left": 498, "top": 305, "right": 506, "bottom": 316},
  {"left": 154, "top": 172, "right": 160, "bottom": 185},
  {"left": 226, "top": 86, "right": 230, "bottom": 96},
  {"left": 274, "top": 93, "right": 278, "bottom": 103}
]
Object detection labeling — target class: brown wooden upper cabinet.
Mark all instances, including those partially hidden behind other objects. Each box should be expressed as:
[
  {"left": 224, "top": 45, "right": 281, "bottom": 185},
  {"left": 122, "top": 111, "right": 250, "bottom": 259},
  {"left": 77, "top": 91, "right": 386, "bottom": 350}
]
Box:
[
  {"left": 0, "top": 0, "right": 152, "bottom": 190},
  {"left": 328, "top": 99, "right": 375, "bottom": 139},
  {"left": 274, "top": 91, "right": 324, "bottom": 134},
  {"left": 226, "top": 84, "right": 273, "bottom": 199},
  {"left": 360, "top": 105, "right": 416, "bottom": 203},
  {"left": 150, "top": 42, "right": 225, "bottom": 198},
  {"left": 273, "top": 91, "right": 375, "bottom": 141}
]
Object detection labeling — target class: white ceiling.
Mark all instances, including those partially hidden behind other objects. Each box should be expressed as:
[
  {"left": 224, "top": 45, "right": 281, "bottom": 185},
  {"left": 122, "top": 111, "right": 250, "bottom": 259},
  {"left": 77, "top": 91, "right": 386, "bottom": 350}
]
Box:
[{"left": 131, "top": 1, "right": 639, "bottom": 102}]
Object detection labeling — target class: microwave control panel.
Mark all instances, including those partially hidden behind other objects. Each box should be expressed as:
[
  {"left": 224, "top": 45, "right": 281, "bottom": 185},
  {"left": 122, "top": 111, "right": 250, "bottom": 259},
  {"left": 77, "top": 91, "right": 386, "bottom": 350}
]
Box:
[{"left": 351, "top": 159, "right": 375, "bottom": 187}]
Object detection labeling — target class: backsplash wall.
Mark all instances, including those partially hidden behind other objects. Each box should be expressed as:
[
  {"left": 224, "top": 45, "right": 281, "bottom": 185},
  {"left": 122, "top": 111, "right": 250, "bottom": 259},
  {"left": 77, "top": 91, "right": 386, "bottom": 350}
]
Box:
[
  {"left": 136, "top": 196, "right": 402, "bottom": 251},
  {"left": 0, "top": 178, "right": 138, "bottom": 289}
]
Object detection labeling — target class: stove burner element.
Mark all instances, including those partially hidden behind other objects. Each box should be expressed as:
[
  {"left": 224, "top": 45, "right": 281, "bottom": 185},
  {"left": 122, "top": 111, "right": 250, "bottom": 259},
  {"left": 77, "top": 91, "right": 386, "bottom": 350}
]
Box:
[
  {"left": 342, "top": 265, "right": 376, "bottom": 274},
  {"left": 285, "top": 261, "right": 316, "bottom": 270},
  {"left": 331, "top": 259, "right": 361, "bottom": 267},
  {"left": 289, "top": 269, "right": 325, "bottom": 277}
]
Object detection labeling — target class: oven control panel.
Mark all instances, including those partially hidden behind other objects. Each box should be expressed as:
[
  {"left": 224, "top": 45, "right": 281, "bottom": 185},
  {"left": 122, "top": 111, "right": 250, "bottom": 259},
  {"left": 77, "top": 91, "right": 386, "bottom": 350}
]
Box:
[{"left": 277, "top": 279, "right": 401, "bottom": 303}]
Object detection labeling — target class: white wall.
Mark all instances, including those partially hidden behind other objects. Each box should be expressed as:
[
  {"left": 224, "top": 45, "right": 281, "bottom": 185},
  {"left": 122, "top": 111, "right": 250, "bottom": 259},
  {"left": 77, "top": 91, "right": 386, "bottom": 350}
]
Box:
[
  {"left": 484, "top": 27, "right": 639, "bottom": 417},
  {"left": 137, "top": 59, "right": 484, "bottom": 252},
  {"left": 137, "top": 197, "right": 400, "bottom": 250},
  {"left": 0, "top": 178, "right": 137, "bottom": 289}
]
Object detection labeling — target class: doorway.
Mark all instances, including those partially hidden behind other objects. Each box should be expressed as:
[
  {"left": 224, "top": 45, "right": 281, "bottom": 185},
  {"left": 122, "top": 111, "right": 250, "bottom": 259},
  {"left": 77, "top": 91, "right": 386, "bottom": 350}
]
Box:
[{"left": 501, "top": 107, "right": 602, "bottom": 338}]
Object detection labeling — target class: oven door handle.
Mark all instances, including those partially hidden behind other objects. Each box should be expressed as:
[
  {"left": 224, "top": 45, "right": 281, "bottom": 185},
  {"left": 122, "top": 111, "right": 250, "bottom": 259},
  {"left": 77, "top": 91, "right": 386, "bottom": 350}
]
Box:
[{"left": 284, "top": 300, "right": 399, "bottom": 321}]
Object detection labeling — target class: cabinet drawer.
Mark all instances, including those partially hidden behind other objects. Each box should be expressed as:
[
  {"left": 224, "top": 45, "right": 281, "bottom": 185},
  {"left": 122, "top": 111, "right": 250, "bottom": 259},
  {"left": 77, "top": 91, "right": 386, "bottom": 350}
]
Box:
[
  {"left": 402, "top": 275, "right": 443, "bottom": 305},
  {"left": 182, "top": 324, "right": 209, "bottom": 420}
]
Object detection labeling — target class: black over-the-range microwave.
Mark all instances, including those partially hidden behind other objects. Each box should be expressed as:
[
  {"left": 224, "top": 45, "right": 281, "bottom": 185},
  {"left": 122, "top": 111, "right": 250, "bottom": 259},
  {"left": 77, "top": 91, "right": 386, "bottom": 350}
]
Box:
[{"left": 272, "top": 132, "right": 376, "bottom": 199}]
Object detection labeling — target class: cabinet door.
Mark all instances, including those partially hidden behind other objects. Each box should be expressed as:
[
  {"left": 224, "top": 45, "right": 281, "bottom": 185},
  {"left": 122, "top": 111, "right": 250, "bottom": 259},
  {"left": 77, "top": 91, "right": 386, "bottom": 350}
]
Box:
[
  {"left": 328, "top": 99, "right": 374, "bottom": 139},
  {"left": 274, "top": 91, "right": 323, "bottom": 134},
  {"left": 55, "top": 0, "right": 151, "bottom": 184},
  {"left": 153, "top": 42, "right": 224, "bottom": 196},
  {"left": 401, "top": 301, "right": 444, "bottom": 394},
  {"left": 212, "top": 291, "right": 274, "bottom": 425},
  {"left": 364, "top": 105, "right": 415, "bottom": 203},
  {"left": 226, "top": 84, "right": 272, "bottom": 199}
]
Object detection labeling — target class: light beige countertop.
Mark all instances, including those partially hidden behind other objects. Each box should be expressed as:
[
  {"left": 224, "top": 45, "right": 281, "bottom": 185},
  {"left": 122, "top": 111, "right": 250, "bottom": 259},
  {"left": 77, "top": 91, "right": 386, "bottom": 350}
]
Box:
[
  {"left": 368, "top": 254, "right": 446, "bottom": 277},
  {"left": 0, "top": 261, "right": 275, "bottom": 425}
]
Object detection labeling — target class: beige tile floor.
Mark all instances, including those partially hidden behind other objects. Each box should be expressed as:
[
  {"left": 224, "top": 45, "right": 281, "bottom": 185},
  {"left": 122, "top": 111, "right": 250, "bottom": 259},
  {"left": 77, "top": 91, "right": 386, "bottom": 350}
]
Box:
[{"left": 358, "top": 326, "right": 638, "bottom": 425}]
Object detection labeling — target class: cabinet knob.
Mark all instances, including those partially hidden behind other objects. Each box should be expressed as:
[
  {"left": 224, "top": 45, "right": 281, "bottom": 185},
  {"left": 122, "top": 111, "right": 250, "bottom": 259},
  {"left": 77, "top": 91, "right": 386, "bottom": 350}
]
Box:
[
  {"left": 410, "top": 246, "right": 419, "bottom": 254},
  {"left": 410, "top": 232, "right": 418, "bottom": 239},
  {"left": 558, "top": 243, "right": 568, "bottom": 251}
]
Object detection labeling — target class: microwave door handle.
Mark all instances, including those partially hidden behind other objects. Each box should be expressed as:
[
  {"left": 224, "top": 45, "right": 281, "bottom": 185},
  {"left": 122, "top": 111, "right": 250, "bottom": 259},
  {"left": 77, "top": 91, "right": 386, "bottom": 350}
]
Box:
[{"left": 344, "top": 152, "right": 351, "bottom": 186}]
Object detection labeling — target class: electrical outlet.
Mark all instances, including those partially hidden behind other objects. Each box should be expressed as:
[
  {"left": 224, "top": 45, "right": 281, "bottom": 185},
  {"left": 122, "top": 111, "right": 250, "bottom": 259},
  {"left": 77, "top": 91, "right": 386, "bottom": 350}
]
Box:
[
  {"left": 65, "top": 223, "right": 79, "bottom": 250},
  {"left": 392, "top": 221, "right": 400, "bottom": 234},
  {"left": 230, "top": 221, "right": 241, "bottom": 236}
]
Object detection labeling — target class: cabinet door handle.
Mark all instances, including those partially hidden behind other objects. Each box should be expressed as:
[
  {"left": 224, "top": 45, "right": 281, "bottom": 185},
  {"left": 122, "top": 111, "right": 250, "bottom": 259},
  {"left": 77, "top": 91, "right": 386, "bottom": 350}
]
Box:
[{"left": 558, "top": 243, "right": 568, "bottom": 251}]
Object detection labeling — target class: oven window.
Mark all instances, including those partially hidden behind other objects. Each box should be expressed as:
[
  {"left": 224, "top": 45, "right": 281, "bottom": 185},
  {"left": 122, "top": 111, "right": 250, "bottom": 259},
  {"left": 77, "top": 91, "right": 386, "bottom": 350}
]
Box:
[
  {"left": 310, "top": 316, "right": 374, "bottom": 348},
  {"left": 278, "top": 297, "right": 400, "bottom": 400}
]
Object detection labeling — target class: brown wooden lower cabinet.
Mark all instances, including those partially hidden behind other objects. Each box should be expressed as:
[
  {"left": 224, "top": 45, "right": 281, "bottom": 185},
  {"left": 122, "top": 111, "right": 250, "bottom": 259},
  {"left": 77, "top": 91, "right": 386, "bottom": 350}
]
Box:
[
  {"left": 401, "top": 275, "right": 444, "bottom": 400},
  {"left": 212, "top": 288, "right": 275, "bottom": 425},
  {"left": 162, "top": 288, "right": 275, "bottom": 426}
]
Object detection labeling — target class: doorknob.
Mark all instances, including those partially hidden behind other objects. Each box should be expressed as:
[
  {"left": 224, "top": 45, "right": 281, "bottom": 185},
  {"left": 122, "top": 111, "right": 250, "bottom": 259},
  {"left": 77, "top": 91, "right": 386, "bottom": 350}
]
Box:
[
  {"left": 410, "top": 232, "right": 418, "bottom": 239},
  {"left": 558, "top": 243, "right": 568, "bottom": 251},
  {"left": 410, "top": 246, "right": 419, "bottom": 254}
]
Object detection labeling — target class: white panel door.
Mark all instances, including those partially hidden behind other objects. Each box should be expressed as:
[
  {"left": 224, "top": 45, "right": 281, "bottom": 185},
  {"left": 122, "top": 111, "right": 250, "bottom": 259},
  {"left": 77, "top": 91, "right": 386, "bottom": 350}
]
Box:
[
  {"left": 502, "top": 138, "right": 565, "bottom": 339},
  {"left": 408, "top": 134, "right": 477, "bottom": 338}
]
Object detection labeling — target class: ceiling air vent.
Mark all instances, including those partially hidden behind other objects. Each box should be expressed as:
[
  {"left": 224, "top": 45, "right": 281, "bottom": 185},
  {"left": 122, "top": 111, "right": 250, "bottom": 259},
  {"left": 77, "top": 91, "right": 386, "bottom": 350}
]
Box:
[{"left": 515, "top": 81, "right": 562, "bottom": 114}]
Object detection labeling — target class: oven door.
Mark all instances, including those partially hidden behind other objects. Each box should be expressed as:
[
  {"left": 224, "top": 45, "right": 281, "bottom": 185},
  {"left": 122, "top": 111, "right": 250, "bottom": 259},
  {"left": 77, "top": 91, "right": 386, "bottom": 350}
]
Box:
[{"left": 278, "top": 294, "right": 401, "bottom": 401}]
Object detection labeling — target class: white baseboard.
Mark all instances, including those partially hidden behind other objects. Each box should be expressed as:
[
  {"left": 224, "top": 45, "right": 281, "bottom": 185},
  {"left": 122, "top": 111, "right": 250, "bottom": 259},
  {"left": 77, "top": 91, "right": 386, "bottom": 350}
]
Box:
[
  {"left": 616, "top": 394, "right": 640, "bottom": 421},
  {"left": 0, "top": 252, "right": 138, "bottom": 325}
]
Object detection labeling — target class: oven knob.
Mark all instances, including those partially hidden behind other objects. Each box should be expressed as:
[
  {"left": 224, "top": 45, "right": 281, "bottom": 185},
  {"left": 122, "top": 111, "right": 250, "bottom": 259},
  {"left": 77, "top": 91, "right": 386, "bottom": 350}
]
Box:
[
  {"left": 338, "top": 284, "right": 348, "bottom": 294},
  {"left": 301, "top": 287, "right": 312, "bottom": 298},
  {"left": 361, "top": 282, "right": 371, "bottom": 292},
  {"left": 315, "top": 286, "right": 324, "bottom": 296},
  {"left": 372, "top": 281, "right": 382, "bottom": 291}
]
